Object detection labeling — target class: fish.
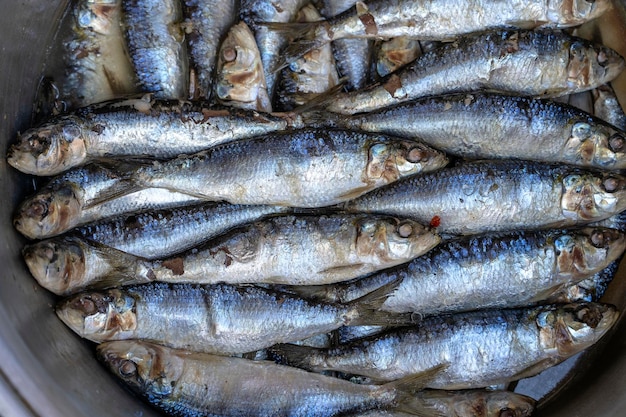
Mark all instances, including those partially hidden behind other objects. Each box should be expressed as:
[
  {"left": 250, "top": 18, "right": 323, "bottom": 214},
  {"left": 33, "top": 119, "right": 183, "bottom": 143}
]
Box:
[
  {"left": 548, "top": 260, "right": 621, "bottom": 303},
  {"left": 593, "top": 84, "right": 626, "bottom": 130},
  {"left": 240, "top": 0, "right": 309, "bottom": 102},
  {"left": 72, "top": 202, "right": 290, "bottom": 259},
  {"left": 182, "top": 0, "right": 237, "bottom": 99},
  {"left": 6, "top": 98, "right": 303, "bottom": 176},
  {"left": 287, "top": 227, "right": 626, "bottom": 315},
  {"left": 320, "top": 30, "right": 624, "bottom": 115},
  {"left": 271, "top": 0, "right": 613, "bottom": 69},
  {"left": 56, "top": 281, "right": 410, "bottom": 355},
  {"left": 97, "top": 340, "right": 440, "bottom": 417},
  {"left": 62, "top": 0, "right": 137, "bottom": 109},
  {"left": 341, "top": 160, "right": 626, "bottom": 236},
  {"left": 276, "top": 4, "right": 340, "bottom": 111},
  {"left": 304, "top": 92, "right": 626, "bottom": 170},
  {"left": 117, "top": 129, "right": 448, "bottom": 208},
  {"left": 122, "top": 0, "right": 188, "bottom": 98},
  {"left": 268, "top": 302, "right": 619, "bottom": 388},
  {"left": 13, "top": 164, "right": 201, "bottom": 239},
  {"left": 375, "top": 37, "right": 423, "bottom": 78},
  {"left": 23, "top": 214, "right": 440, "bottom": 295},
  {"left": 214, "top": 22, "right": 272, "bottom": 112},
  {"left": 347, "top": 389, "right": 535, "bottom": 417}
]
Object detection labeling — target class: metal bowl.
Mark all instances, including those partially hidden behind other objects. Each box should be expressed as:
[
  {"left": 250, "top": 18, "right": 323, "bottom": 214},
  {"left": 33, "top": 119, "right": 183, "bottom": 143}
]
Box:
[{"left": 1, "top": 1, "right": 625, "bottom": 416}]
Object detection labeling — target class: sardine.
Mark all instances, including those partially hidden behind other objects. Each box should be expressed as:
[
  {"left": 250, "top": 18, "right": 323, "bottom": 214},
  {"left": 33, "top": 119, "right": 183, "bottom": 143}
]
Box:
[
  {"left": 273, "top": 0, "right": 612, "bottom": 67},
  {"left": 13, "top": 164, "right": 201, "bottom": 239},
  {"left": 122, "top": 0, "right": 188, "bottom": 99},
  {"left": 183, "top": 0, "right": 237, "bottom": 99},
  {"left": 56, "top": 282, "right": 407, "bottom": 355},
  {"left": 290, "top": 228, "right": 626, "bottom": 315},
  {"left": 23, "top": 214, "right": 440, "bottom": 295},
  {"left": 376, "top": 37, "right": 423, "bottom": 78},
  {"left": 97, "top": 340, "right": 439, "bottom": 417},
  {"left": 63, "top": 0, "right": 137, "bottom": 109},
  {"left": 7, "top": 99, "right": 302, "bottom": 176},
  {"left": 342, "top": 160, "right": 626, "bottom": 235},
  {"left": 548, "top": 260, "right": 621, "bottom": 303},
  {"left": 304, "top": 92, "right": 626, "bottom": 169},
  {"left": 276, "top": 4, "right": 340, "bottom": 111},
  {"left": 214, "top": 22, "right": 272, "bottom": 112},
  {"left": 120, "top": 129, "right": 448, "bottom": 208},
  {"left": 593, "top": 83, "right": 626, "bottom": 130},
  {"left": 322, "top": 30, "right": 624, "bottom": 115},
  {"left": 269, "top": 302, "right": 619, "bottom": 388},
  {"left": 73, "top": 202, "right": 290, "bottom": 259}
]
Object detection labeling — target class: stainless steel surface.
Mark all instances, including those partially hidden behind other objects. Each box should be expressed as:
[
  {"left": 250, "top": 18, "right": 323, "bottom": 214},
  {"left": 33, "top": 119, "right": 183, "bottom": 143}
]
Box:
[{"left": 0, "top": 1, "right": 625, "bottom": 416}]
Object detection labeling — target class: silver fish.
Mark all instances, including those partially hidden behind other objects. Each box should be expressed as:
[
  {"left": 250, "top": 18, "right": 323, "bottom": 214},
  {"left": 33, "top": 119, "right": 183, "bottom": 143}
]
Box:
[
  {"left": 183, "top": 0, "right": 237, "bottom": 99},
  {"left": 305, "top": 92, "right": 626, "bottom": 169},
  {"left": 97, "top": 340, "right": 439, "bottom": 417},
  {"left": 23, "top": 214, "right": 440, "bottom": 295},
  {"left": 343, "top": 160, "right": 626, "bottom": 236},
  {"left": 7, "top": 99, "right": 302, "bottom": 176},
  {"left": 214, "top": 22, "right": 272, "bottom": 112},
  {"left": 74, "top": 202, "right": 290, "bottom": 259},
  {"left": 13, "top": 164, "right": 201, "bottom": 239},
  {"left": 276, "top": 4, "right": 340, "bottom": 111},
  {"left": 323, "top": 30, "right": 624, "bottom": 115},
  {"left": 123, "top": 129, "right": 448, "bottom": 208},
  {"left": 548, "top": 260, "right": 621, "bottom": 303},
  {"left": 269, "top": 302, "right": 619, "bottom": 388},
  {"left": 290, "top": 228, "right": 626, "bottom": 315},
  {"left": 593, "top": 83, "right": 626, "bottom": 130},
  {"left": 63, "top": 0, "right": 137, "bottom": 109},
  {"left": 122, "top": 0, "right": 188, "bottom": 98},
  {"left": 274, "top": 0, "right": 612, "bottom": 68},
  {"left": 56, "top": 282, "right": 406, "bottom": 355}
]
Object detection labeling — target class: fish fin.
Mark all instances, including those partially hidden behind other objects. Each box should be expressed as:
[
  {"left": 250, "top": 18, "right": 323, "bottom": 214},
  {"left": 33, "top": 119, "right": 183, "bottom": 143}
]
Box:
[
  {"left": 82, "top": 178, "right": 143, "bottom": 209},
  {"left": 385, "top": 365, "right": 449, "bottom": 417},
  {"left": 349, "top": 278, "right": 415, "bottom": 326},
  {"left": 266, "top": 343, "right": 318, "bottom": 371},
  {"left": 508, "top": 358, "right": 558, "bottom": 381},
  {"left": 280, "top": 284, "right": 338, "bottom": 303},
  {"left": 299, "top": 109, "right": 343, "bottom": 128},
  {"left": 260, "top": 22, "right": 328, "bottom": 72},
  {"left": 291, "top": 82, "right": 347, "bottom": 113},
  {"left": 319, "top": 263, "right": 367, "bottom": 276},
  {"left": 337, "top": 185, "right": 377, "bottom": 202},
  {"left": 80, "top": 240, "right": 151, "bottom": 289}
]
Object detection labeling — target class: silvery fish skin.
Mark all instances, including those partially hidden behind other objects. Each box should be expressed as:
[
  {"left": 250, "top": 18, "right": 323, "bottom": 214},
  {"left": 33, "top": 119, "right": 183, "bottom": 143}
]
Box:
[
  {"left": 122, "top": 0, "right": 188, "bottom": 99},
  {"left": 269, "top": 302, "right": 619, "bottom": 387},
  {"left": 308, "top": 92, "right": 626, "bottom": 169},
  {"left": 593, "top": 84, "right": 626, "bottom": 130},
  {"left": 275, "top": 0, "right": 612, "bottom": 68},
  {"left": 351, "top": 390, "right": 535, "bottom": 417},
  {"left": 56, "top": 282, "right": 401, "bottom": 354},
  {"left": 276, "top": 4, "right": 340, "bottom": 111},
  {"left": 240, "top": 0, "right": 309, "bottom": 101},
  {"left": 63, "top": 0, "right": 137, "bottom": 109},
  {"left": 6, "top": 98, "right": 302, "bottom": 176},
  {"left": 129, "top": 129, "right": 448, "bottom": 208},
  {"left": 343, "top": 160, "right": 626, "bottom": 236},
  {"left": 214, "top": 22, "right": 272, "bottom": 113},
  {"left": 97, "top": 340, "right": 437, "bottom": 417},
  {"left": 291, "top": 228, "right": 626, "bottom": 315},
  {"left": 23, "top": 215, "right": 440, "bottom": 295},
  {"left": 13, "top": 164, "right": 201, "bottom": 239},
  {"left": 376, "top": 37, "right": 423, "bottom": 78},
  {"left": 74, "top": 202, "right": 290, "bottom": 259},
  {"left": 183, "top": 0, "right": 237, "bottom": 99},
  {"left": 324, "top": 30, "right": 624, "bottom": 115}
]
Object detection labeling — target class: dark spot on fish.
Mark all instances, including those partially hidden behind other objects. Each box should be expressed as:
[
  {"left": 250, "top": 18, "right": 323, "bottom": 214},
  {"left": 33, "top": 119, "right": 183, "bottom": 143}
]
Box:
[
  {"left": 91, "top": 124, "right": 105, "bottom": 134},
  {"left": 471, "top": 400, "right": 486, "bottom": 416},
  {"left": 489, "top": 183, "right": 499, "bottom": 192},
  {"left": 271, "top": 2, "right": 284, "bottom": 13},
  {"left": 429, "top": 216, "right": 441, "bottom": 228},
  {"left": 459, "top": 198, "right": 464, "bottom": 203},
  {"left": 162, "top": 258, "right": 184, "bottom": 276},
  {"left": 383, "top": 75, "right": 402, "bottom": 97},
  {"left": 358, "top": 13, "right": 377, "bottom": 35},
  {"left": 124, "top": 215, "right": 141, "bottom": 229}
]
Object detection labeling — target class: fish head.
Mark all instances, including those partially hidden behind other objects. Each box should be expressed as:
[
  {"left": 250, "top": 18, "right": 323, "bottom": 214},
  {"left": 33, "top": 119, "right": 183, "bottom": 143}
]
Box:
[
  {"left": 13, "top": 183, "right": 83, "bottom": 239},
  {"left": 550, "top": 0, "right": 612, "bottom": 27},
  {"left": 215, "top": 22, "right": 271, "bottom": 113},
  {"left": 563, "top": 120, "right": 626, "bottom": 169},
  {"left": 56, "top": 288, "right": 137, "bottom": 342},
  {"left": 77, "top": 0, "right": 119, "bottom": 35},
  {"left": 366, "top": 141, "right": 448, "bottom": 183},
  {"left": 7, "top": 116, "right": 88, "bottom": 175},
  {"left": 356, "top": 217, "right": 440, "bottom": 262},
  {"left": 97, "top": 340, "right": 184, "bottom": 398},
  {"left": 566, "top": 41, "right": 624, "bottom": 92},
  {"left": 376, "top": 37, "right": 422, "bottom": 78},
  {"left": 537, "top": 302, "right": 618, "bottom": 357},
  {"left": 443, "top": 390, "right": 535, "bottom": 417},
  {"left": 23, "top": 237, "right": 89, "bottom": 296},
  {"left": 554, "top": 228, "right": 626, "bottom": 280},
  {"left": 561, "top": 171, "right": 626, "bottom": 221}
]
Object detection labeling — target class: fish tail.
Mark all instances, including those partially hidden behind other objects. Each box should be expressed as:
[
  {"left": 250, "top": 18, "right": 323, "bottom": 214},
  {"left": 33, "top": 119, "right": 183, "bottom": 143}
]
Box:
[
  {"left": 349, "top": 278, "right": 415, "bottom": 326},
  {"left": 267, "top": 343, "right": 318, "bottom": 371},
  {"left": 382, "top": 366, "right": 448, "bottom": 417},
  {"left": 291, "top": 81, "right": 347, "bottom": 113},
  {"left": 260, "top": 22, "right": 329, "bottom": 72}
]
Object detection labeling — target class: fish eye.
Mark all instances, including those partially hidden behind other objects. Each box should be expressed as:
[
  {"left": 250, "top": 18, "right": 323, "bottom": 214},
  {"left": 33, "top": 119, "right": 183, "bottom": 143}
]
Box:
[
  {"left": 609, "top": 134, "right": 625, "bottom": 152},
  {"left": 222, "top": 47, "right": 237, "bottom": 62},
  {"left": 77, "top": 297, "right": 97, "bottom": 315},
  {"left": 590, "top": 229, "right": 608, "bottom": 248},
  {"left": 119, "top": 359, "right": 137, "bottom": 377},
  {"left": 397, "top": 222, "right": 414, "bottom": 238},
  {"left": 499, "top": 409, "right": 515, "bottom": 417},
  {"left": 406, "top": 147, "right": 426, "bottom": 163},
  {"left": 572, "top": 122, "right": 592, "bottom": 140},
  {"left": 603, "top": 176, "right": 621, "bottom": 192},
  {"left": 597, "top": 49, "right": 609, "bottom": 67},
  {"left": 569, "top": 42, "right": 585, "bottom": 60}
]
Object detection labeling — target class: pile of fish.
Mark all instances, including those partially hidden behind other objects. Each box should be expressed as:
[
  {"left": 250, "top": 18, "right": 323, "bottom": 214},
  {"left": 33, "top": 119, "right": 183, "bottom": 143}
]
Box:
[{"left": 8, "top": 0, "right": 626, "bottom": 416}]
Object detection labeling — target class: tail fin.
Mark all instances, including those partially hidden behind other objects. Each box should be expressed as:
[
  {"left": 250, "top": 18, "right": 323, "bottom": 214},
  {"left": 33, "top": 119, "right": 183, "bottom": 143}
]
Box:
[
  {"left": 380, "top": 365, "right": 448, "bottom": 417},
  {"left": 349, "top": 277, "right": 415, "bottom": 326},
  {"left": 299, "top": 109, "right": 344, "bottom": 128},
  {"left": 267, "top": 343, "right": 319, "bottom": 371}
]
